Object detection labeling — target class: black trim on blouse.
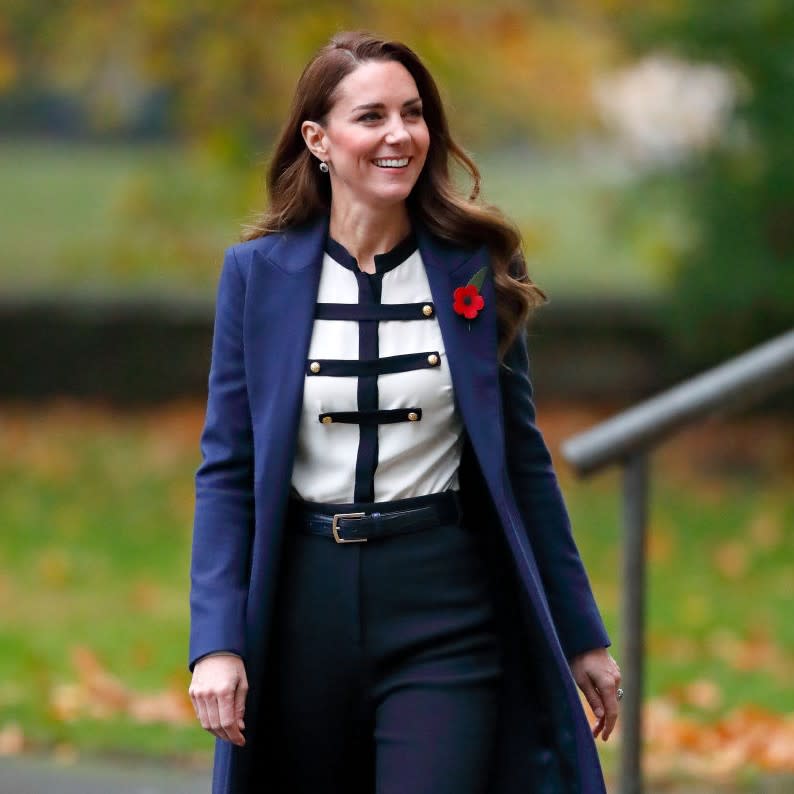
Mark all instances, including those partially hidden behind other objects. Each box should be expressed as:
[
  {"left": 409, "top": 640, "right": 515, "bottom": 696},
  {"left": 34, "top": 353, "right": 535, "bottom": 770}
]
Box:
[
  {"left": 325, "top": 232, "right": 418, "bottom": 275},
  {"left": 306, "top": 351, "right": 440, "bottom": 377},
  {"left": 318, "top": 408, "right": 422, "bottom": 425},
  {"left": 314, "top": 302, "right": 435, "bottom": 321}
]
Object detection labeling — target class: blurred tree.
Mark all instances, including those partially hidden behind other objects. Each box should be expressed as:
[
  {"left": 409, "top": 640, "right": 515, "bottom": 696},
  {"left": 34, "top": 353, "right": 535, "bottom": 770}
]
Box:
[
  {"left": 611, "top": 1, "right": 794, "bottom": 365},
  {"left": 0, "top": 0, "right": 620, "bottom": 156}
]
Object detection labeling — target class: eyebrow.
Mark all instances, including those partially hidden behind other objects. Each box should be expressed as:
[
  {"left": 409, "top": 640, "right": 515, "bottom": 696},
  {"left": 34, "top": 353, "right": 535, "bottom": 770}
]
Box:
[{"left": 350, "top": 97, "right": 422, "bottom": 113}]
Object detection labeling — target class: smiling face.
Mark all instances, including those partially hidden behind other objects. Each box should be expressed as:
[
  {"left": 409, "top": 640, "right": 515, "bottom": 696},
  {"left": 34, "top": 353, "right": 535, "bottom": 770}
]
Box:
[{"left": 302, "top": 59, "right": 430, "bottom": 212}]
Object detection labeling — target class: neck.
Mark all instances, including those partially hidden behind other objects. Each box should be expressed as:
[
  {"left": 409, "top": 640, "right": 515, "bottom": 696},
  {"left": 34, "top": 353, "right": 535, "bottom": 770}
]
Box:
[{"left": 329, "top": 201, "right": 412, "bottom": 271}]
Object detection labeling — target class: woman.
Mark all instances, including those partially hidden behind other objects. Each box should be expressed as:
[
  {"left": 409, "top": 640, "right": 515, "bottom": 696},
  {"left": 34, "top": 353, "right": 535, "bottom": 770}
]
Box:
[{"left": 189, "top": 31, "right": 621, "bottom": 794}]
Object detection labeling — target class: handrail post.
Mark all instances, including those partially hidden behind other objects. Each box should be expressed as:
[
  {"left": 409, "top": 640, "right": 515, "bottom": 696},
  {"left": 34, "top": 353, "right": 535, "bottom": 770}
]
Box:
[{"left": 620, "top": 452, "right": 649, "bottom": 794}]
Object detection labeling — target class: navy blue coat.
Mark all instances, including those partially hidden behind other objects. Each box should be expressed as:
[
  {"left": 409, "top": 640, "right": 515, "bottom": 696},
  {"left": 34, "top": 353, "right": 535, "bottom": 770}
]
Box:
[{"left": 189, "top": 214, "right": 611, "bottom": 793}]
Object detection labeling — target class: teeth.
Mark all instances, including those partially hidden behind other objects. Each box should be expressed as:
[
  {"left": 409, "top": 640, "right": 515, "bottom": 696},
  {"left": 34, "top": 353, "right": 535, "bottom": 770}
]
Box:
[{"left": 374, "top": 158, "right": 409, "bottom": 168}]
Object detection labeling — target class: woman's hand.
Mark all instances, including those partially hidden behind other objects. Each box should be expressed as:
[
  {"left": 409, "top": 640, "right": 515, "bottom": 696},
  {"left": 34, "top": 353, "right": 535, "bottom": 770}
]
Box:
[
  {"left": 189, "top": 654, "right": 248, "bottom": 746},
  {"left": 570, "top": 647, "right": 622, "bottom": 741}
]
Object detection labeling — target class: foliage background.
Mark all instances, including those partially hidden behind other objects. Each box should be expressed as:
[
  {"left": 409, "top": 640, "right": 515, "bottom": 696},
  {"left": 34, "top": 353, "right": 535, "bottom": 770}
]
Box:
[
  {"left": 1, "top": 0, "right": 792, "bottom": 786},
  {"left": 3, "top": 1, "right": 792, "bottom": 362}
]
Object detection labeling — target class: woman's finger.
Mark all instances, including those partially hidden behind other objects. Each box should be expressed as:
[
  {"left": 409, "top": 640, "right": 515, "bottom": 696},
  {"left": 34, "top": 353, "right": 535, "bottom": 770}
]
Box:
[
  {"left": 574, "top": 670, "right": 605, "bottom": 737},
  {"left": 594, "top": 672, "right": 619, "bottom": 741},
  {"left": 218, "top": 684, "right": 245, "bottom": 746},
  {"left": 234, "top": 671, "right": 249, "bottom": 734},
  {"left": 193, "top": 694, "right": 215, "bottom": 738},
  {"left": 204, "top": 693, "right": 233, "bottom": 744}
]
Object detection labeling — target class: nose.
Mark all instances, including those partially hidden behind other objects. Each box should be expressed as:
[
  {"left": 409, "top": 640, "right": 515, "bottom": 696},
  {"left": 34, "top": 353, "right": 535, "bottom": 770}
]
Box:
[{"left": 384, "top": 115, "right": 410, "bottom": 146}]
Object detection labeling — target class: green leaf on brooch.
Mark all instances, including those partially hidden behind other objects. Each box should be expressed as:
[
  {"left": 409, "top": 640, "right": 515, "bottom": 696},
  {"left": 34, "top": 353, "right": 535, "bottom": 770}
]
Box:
[{"left": 468, "top": 266, "right": 488, "bottom": 291}]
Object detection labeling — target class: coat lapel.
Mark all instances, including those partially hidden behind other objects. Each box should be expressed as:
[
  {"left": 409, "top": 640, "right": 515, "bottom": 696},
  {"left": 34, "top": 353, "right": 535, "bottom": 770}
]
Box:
[
  {"left": 242, "top": 216, "right": 328, "bottom": 484},
  {"left": 416, "top": 226, "right": 507, "bottom": 498}
]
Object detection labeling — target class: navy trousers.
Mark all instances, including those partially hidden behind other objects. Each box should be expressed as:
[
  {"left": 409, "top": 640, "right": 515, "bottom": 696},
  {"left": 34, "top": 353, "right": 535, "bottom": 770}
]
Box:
[{"left": 266, "top": 492, "right": 504, "bottom": 794}]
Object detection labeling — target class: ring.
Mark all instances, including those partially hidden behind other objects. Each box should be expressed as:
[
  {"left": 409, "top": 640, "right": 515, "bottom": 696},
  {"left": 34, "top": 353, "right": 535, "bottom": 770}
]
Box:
[{"left": 616, "top": 688, "right": 624, "bottom": 701}]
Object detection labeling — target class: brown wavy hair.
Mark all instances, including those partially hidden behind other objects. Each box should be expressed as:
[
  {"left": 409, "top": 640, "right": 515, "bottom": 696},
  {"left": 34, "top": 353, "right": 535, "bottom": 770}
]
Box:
[{"left": 242, "top": 31, "right": 546, "bottom": 359}]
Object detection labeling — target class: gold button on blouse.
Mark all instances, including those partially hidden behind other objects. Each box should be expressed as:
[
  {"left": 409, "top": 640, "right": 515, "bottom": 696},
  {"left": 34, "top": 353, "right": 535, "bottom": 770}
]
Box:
[
  {"left": 427, "top": 353, "right": 439, "bottom": 366},
  {"left": 310, "top": 361, "right": 321, "bottom": 373},
  {"left": 321, "top": 415, "right": 333, "bottom": 424},
  {"left": 407, "top": 412, "right": 419, "bottom": 421},
  {"left": 422, "top": 304, "right": 433, "bottom": 317}
]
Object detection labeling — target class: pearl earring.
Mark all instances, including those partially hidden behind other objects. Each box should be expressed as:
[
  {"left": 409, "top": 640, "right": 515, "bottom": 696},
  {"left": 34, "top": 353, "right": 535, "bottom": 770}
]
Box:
[{"left": 319, "top": 161, "right": 329, "bottom": 173}]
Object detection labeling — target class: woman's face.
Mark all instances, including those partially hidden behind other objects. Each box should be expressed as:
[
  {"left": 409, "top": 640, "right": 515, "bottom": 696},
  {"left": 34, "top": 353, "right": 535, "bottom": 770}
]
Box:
[{"left": 305, "top": 59, "right": 430, "bottom": 211}]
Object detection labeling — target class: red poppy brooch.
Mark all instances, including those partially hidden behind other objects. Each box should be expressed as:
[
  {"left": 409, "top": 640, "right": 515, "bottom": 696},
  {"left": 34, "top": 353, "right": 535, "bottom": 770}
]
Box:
[{"left": 453, "top": 267, "right": 487, "bottom": 329}]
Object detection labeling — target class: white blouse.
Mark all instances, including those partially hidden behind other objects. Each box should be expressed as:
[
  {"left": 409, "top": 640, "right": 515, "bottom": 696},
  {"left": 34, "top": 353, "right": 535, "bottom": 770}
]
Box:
[{"left": 290, "top": 234, "right": 464, "bottom": 504}]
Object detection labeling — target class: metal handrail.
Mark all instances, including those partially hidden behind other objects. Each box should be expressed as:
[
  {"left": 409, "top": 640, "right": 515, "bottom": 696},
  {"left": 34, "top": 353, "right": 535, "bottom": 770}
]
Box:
[
  {"left": 560, "top": 328, "right": 794, "bottom": 794},
  {"left": 562, "top": 329, "right": 794, "bottom": 474}
]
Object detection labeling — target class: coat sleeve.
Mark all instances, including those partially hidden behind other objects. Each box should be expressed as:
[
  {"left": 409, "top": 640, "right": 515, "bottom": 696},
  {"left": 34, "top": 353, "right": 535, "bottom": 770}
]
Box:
[
  {"left": 188, "top": 246, "right": 254, "bottom": 671},
  {"left": 499, "top": 327, "right": 610, "bottom": 660}
]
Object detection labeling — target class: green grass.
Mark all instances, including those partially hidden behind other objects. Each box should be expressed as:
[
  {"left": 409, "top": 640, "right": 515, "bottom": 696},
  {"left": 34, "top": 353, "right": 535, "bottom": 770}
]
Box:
[
  {"left": 0, "top": 139, "right": 674, "bottom": 297},
  {"left": 0, "top": 406, "right": 202, "bottom": 758},
  {"left": 0, "top": 140, "right": 254, "bottom": 295},
  {"left": 567, "top": 469, "right": 794, "bottom": 713},
  {"left": 474, "top": 148, "right": 674, "bottom": 297},
  {"left": 1, "top": 403, "right": 792, "bottom": 777}
]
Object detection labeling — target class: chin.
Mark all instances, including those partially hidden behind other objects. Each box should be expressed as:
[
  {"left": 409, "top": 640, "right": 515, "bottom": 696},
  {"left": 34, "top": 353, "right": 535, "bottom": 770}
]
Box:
[{"left": 368, "top": 183, "right": 417, "bottom": 206}]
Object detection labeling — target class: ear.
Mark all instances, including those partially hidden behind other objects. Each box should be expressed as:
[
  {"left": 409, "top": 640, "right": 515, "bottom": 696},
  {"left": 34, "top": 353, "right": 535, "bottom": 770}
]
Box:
[{"left": 301, "top": 120, "right": 329, "bottom": 162}]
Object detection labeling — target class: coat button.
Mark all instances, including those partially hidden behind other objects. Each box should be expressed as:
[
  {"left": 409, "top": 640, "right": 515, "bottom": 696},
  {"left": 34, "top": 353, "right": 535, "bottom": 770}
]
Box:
[
  {"left": 407, "top": 412, "right": 419, "bottom": 421},
  {"left": 422, "top": 304, "right": 433, "bottom": 316},
  {"left": 321, "top": 415, "right": 333, "bottom": 424},
  {"left": 427, "top": 353, "right": 439, "bottom": 366},
  {"left": 310, "top": 361, "right": 321, "bottom": 373}
]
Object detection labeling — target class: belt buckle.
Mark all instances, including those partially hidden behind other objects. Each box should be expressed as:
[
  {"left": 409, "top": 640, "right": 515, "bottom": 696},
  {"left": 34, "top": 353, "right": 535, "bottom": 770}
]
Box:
[{"left": 331, "top": 512, "right": 367, "bottom": 543}]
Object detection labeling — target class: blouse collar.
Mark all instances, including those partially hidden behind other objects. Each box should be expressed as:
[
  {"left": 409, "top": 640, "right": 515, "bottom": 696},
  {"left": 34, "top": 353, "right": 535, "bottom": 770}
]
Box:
[{"left": 325, "top": 230, "right": 418, "bottom": 276}]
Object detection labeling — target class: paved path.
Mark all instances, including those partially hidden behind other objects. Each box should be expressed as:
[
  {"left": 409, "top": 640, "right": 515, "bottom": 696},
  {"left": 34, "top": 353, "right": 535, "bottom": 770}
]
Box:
[
  {"left": 0, "top": 757, "right": 210, "bottom": 794},
  {"left": 2, "top": 756, "right": 792, "bottom": 793}
]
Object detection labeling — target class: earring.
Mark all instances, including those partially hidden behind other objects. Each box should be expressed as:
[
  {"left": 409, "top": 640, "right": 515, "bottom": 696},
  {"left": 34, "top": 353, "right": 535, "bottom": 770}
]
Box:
[{"left": 319, "top": 161, "right": 329, "bottom": 173}]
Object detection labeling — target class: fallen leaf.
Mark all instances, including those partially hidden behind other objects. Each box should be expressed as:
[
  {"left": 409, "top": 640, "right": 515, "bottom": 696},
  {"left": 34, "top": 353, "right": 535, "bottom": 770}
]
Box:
[
  {"left": 53, "top": 742, "right": 79, "bottom": 765},
  {"left": 640, "top": 698, "right": 794, "bottom": 781},
  {"left": 648, "top": 520, "right": 676, "bottom": 563},
  {"left": 713, "top": 540, "right": 749, "bottom": 579},
  {"left": 747, "top": 510, "right": 783, "bottom": 551},
  {"left": 0, "top": 722, "right": 24, "bottom": 755},
  {"left": 49, "top": 645, "right": 193, "bottom": 727},
  {"left": 674, "top": 679, "right": 723, "bottom": 711}
]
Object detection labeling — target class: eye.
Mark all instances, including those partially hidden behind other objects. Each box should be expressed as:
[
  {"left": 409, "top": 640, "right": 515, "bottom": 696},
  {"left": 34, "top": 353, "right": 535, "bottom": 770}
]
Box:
[
  {"left": 405, "top": 106, "right": 423, "bottom": 118},
  {"left": 357, "top": 112, "right": 381, "bottom": 122}
]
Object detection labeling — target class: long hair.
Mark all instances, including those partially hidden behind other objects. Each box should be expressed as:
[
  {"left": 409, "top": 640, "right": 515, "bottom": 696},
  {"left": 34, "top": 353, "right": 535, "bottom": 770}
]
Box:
[{"left": 243, "top": 31, "right": 546, "bottom": 358}]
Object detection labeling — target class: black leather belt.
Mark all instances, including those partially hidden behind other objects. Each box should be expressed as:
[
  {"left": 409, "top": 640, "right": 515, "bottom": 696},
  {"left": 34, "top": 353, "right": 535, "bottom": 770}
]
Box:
[{"left": 287, "top": 491, "right": 462, "bottom": 544}]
